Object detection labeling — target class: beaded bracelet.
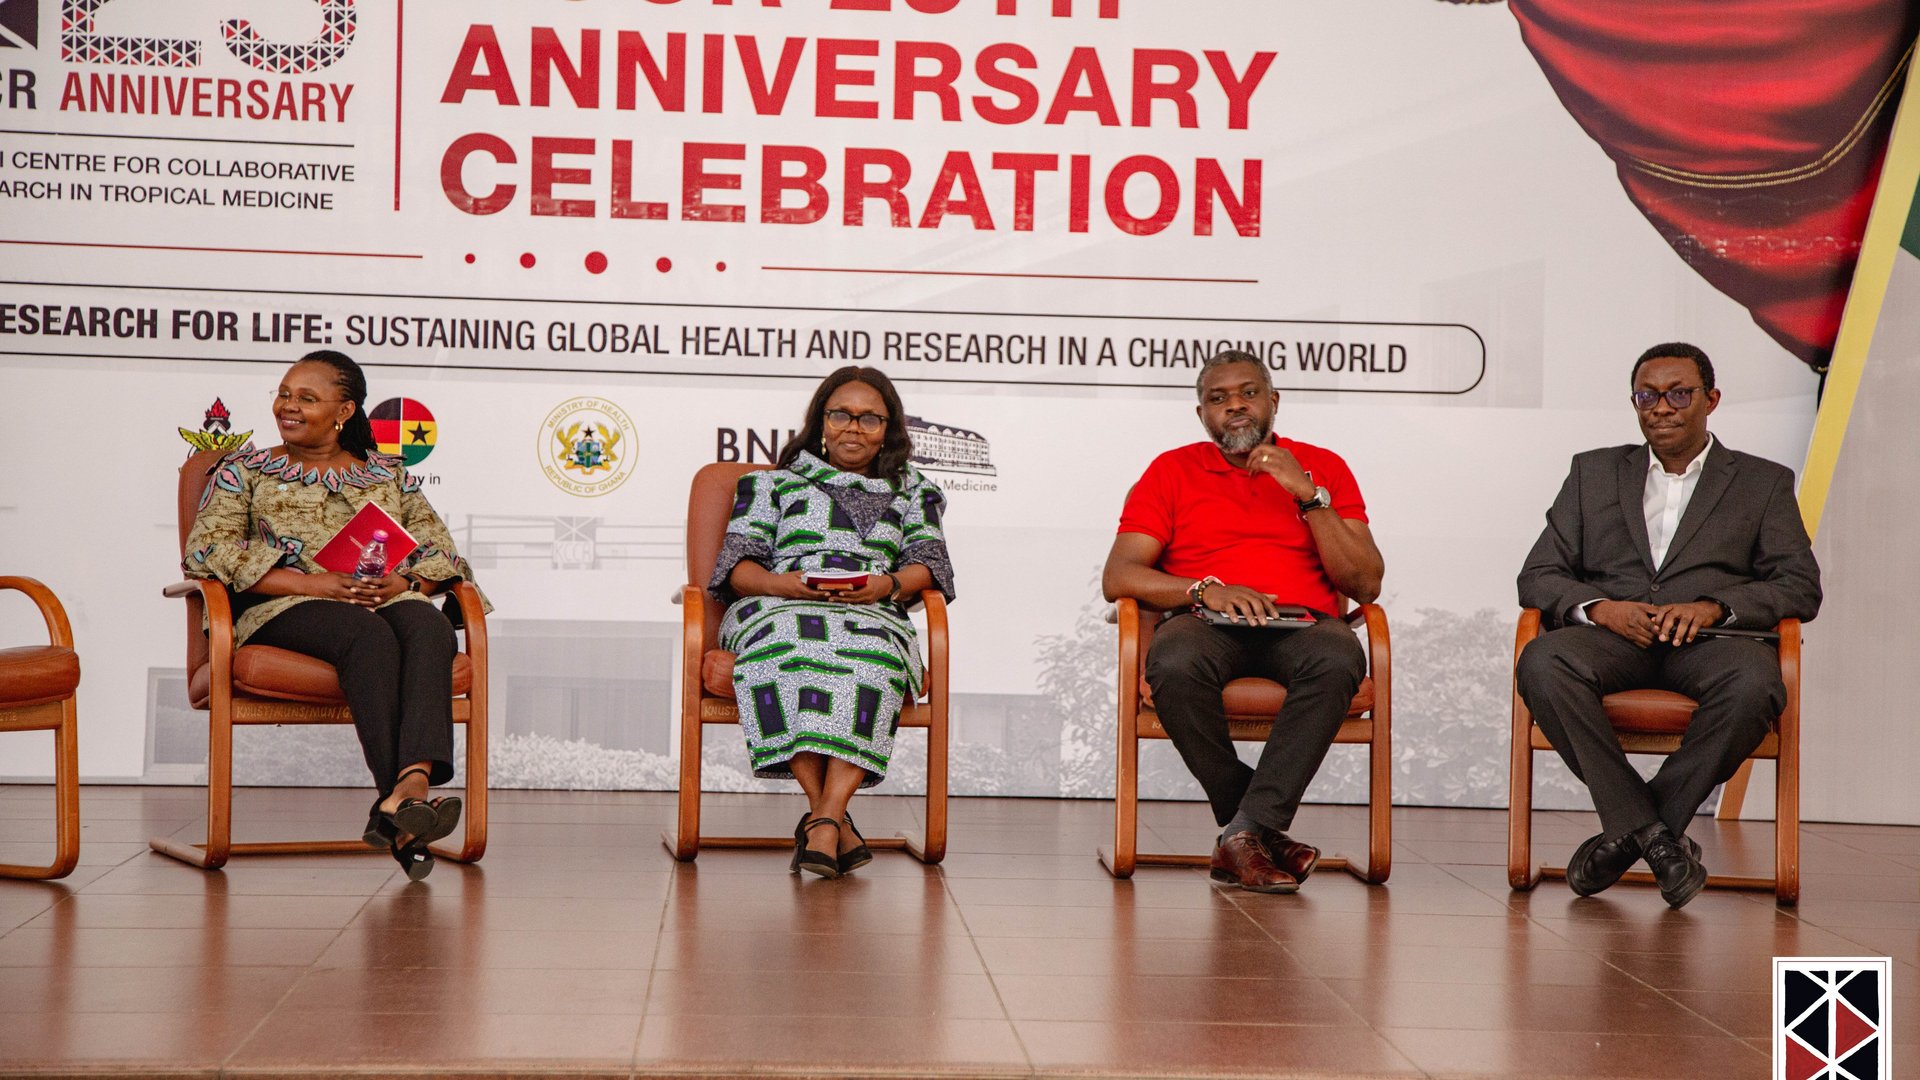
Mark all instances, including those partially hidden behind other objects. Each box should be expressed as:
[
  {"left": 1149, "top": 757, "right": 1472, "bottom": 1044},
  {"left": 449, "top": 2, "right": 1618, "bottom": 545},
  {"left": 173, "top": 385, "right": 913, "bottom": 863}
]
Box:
[{"left": 1188, "top": 575, "right": 1223, "bottom": 608}]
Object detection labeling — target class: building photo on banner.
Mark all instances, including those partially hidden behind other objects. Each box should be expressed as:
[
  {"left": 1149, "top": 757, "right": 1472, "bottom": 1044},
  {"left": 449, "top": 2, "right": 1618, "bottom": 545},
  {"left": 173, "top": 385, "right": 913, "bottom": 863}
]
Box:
[{"left": 0, "top": 0, "right": 1912, "bottom": 835}]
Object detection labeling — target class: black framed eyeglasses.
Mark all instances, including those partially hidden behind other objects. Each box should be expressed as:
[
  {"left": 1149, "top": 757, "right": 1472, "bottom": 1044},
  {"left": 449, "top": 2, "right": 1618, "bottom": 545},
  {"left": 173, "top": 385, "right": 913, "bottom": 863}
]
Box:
[
  {"left": 1630, "top": 387, "right": 1702, "bottom": 411},
  {"left": 825, "top": 409, "right": 887, "bottom": 433}
]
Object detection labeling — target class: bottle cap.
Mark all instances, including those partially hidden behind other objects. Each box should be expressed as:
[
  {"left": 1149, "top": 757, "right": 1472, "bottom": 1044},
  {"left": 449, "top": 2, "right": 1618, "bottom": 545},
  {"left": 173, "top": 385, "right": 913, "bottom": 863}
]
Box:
[{"left": 370, "top": 529, "right": 389, "bottom": 542}]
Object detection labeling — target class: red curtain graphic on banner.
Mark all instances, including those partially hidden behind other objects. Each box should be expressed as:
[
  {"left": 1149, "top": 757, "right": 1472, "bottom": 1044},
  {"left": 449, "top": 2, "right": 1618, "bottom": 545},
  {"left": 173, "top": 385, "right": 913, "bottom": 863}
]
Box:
[{"left": 1508, "top": 0, "right": 1920, "bottom": 371}]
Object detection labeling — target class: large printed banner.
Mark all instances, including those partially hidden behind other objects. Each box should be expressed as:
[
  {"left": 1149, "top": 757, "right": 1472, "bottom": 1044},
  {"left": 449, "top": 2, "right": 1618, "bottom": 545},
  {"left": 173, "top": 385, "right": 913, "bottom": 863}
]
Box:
[{"left": 0, "top": 0, "right": 1859, "bottom": 813}]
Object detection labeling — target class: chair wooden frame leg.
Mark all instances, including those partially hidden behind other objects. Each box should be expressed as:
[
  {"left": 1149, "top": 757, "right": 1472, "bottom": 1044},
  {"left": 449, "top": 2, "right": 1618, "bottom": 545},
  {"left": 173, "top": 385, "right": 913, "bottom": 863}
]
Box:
[
  {"left": 0, "top": 699, "right": 80, "bottom": 881},
  {"left": 1507, "top": 613, "right": 1541, "bottom": 890}
]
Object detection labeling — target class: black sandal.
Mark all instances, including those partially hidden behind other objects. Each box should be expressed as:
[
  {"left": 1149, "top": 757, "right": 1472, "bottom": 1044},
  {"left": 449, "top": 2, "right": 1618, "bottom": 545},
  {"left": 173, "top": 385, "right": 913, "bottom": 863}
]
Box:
[
  {"left": 362, "top": 796, "right": 396, "bottom": 849},
  {"left": 789, "top": 811, "right": 810, "bottom": 874},
  {"left": 796, "top": 818, "right": 841, "bottom": 879},
  {"left": 381, "top": 766, "right": 440, "bottom": 840},
  {"left": 391, "top": 835, "right": 434, "bottom": 881},
  {"left": 839, "top": 813, "right": 873, "bottom": 875},
  {"left": 420, "top": 795, "right": 463, "bottom": 845}
]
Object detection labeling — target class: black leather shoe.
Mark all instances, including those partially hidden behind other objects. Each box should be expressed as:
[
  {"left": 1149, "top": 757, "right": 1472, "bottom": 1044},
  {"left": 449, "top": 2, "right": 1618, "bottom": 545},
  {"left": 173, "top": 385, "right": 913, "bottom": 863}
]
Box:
[
  {"left": 1566, "top": 830, "right": 1641, "bottom": 897},
  {"left": 1634, "top": 823, "right": 1707, "bottom": 909}
]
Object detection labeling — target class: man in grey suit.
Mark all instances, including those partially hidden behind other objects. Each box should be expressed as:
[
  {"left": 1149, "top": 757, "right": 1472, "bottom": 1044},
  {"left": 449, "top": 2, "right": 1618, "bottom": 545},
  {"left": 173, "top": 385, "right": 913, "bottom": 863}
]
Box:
[{"left": 1517, "top": 343, "right": 1822, "bottom": 908}]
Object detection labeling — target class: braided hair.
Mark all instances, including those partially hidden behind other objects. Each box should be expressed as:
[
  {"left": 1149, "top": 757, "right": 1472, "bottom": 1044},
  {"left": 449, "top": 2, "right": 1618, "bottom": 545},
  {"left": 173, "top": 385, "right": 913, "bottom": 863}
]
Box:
[{"left": 298, "top": 349, "right": 378, "bottom": 458}]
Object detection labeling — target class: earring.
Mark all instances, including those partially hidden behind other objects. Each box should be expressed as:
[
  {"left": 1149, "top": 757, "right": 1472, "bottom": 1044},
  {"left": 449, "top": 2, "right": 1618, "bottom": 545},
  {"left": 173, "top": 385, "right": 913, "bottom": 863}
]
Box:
[{"left": 335, "top": 422, "right": 343, "bottom": 431}]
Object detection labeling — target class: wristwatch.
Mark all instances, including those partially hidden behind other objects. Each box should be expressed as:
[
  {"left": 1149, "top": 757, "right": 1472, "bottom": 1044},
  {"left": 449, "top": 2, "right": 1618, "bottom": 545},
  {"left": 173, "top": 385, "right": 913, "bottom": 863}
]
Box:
[
  {"left": 404, "top": 576, "right": 425, "bottom": 594},
  {"left": 1296, "top": 485, "right": 1332, "bottom": 514}
]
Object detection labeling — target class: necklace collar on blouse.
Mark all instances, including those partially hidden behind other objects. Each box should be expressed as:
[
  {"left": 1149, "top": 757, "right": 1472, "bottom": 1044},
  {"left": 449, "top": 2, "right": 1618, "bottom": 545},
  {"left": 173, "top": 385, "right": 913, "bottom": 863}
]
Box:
[
  {"left": 225, "top": 443, "right": 398, "bottom": 493},
  {"left": 789, "top": 450, "right": 920, "bottom": 493}
]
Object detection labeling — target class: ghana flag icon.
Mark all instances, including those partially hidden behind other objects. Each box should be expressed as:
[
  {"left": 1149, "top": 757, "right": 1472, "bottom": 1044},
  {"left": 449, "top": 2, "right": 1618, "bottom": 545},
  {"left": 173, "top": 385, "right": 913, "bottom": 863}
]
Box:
[{"left": 370, "top": 398, "right": 438, "bottom": 466}]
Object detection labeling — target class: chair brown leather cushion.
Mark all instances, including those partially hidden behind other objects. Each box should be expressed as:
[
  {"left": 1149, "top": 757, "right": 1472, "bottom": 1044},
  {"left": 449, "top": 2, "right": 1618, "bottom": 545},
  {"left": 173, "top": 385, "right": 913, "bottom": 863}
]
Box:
[
  {"left": 188, "top": 647, "right": 473, "bottom": 707},
  {"left": 703, "top": 649, "right": 735, "bottom": 698},
  {"left": 1137, "top": 674, "right": 1374, "bottom": 718},
  {"left": 0, "top": 646, "right": 81, "bottom": 709},
  {"left": 1599, "top": 689, "right": 1696, "bottom": 734}
]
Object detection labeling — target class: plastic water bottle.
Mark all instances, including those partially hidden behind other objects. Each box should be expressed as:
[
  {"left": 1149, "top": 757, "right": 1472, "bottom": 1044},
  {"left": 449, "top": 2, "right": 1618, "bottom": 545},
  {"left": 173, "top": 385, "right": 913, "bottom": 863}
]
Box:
[{"left": 354, "top": 529, "right": 389, "bottom": 581}]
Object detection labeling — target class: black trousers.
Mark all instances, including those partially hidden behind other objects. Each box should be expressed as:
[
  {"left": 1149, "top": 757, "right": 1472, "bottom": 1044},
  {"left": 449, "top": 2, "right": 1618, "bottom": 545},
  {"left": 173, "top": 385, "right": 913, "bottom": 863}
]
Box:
[
  {"left": 250, "top": 598, "right": 457, "bottom": 795},
  {"left": 1516, "top": 625, "right": 1784, "bottom": 840},
  {"left": 1144, "top": 614, "right": 1366, "bottom": 833}
]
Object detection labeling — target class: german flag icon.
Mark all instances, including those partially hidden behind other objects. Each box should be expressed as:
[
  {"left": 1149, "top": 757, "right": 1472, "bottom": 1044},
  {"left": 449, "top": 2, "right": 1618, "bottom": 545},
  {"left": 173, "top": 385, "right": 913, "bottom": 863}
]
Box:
[{"left": 369, "top": 398, "right": 437, "bottom": 466}]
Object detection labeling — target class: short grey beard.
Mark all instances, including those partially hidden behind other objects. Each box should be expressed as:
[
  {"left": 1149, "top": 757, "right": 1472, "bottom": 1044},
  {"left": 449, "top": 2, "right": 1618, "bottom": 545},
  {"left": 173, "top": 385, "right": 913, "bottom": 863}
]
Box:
[{"left": 1214, "top": 420, "right": 1272, "bottom": 455}]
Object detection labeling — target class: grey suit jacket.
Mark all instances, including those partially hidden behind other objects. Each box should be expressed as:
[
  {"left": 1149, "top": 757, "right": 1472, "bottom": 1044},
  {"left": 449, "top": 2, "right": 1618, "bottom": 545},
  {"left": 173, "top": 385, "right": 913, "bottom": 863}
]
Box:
[{"left": 1517, "top": 440, "right": 1822, "bottom": 631}]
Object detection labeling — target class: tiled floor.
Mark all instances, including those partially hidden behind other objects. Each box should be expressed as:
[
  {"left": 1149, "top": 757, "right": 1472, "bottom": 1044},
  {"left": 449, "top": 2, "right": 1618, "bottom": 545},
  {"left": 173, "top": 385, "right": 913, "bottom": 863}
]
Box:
[{"left": 0, "top": 784, "right": 1914, "bottom": 1078}]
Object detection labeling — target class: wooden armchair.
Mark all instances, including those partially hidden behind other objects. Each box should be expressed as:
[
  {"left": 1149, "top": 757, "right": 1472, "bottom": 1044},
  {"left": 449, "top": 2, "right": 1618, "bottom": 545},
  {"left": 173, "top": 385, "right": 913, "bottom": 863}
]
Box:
[
  {"left": 1507, "top": 608, "right": 1801, "bottom": 903},
  {"left": 156, "top": 448, "right": 488, "bottom": 870},
  {"left": 1100, "top": 599, "right": 1392, "bottom": 883},
  {"left": 0, "top": 577, "right": 81, "bottom": 880},
  {"left": 662, "top": 462, "right": 949, "bottom": 864}
]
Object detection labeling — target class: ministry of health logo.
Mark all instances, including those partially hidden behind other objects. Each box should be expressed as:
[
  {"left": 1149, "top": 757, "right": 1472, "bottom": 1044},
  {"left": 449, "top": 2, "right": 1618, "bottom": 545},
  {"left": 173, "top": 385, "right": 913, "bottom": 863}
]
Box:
[
  {"left": 539, "top": 397, "right": 635, "bottom": 498},
  {"left": 370, "top": 397, "right": 437, "bottom": 466},
  {"left": 1775, "top": 957, "right": 1891, "bottom": 1080}
]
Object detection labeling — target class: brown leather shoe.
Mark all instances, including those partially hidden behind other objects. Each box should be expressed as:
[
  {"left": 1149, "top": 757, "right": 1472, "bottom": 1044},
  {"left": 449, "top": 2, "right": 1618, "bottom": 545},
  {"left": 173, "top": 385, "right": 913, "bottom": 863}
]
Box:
[
  {"left": 1263, "top": 832, "right": 1321, "bottom": 883},
  {"left": 1209, "top": 830, "right": 1299, "bottom": 894}
]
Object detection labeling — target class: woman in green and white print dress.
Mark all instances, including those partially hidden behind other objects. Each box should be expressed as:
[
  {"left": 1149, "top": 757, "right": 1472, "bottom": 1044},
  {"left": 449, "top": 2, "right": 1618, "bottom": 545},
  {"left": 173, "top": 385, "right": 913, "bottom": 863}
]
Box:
[{"left": 708, "top": 367, "right": 955, "bottom": 879}]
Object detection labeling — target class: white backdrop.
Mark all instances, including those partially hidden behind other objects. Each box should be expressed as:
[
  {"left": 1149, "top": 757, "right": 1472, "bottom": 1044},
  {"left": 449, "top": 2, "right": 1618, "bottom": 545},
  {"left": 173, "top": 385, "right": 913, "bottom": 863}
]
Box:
[{"left": 0, "top": 0, "right": 1826, "bottom": 816}]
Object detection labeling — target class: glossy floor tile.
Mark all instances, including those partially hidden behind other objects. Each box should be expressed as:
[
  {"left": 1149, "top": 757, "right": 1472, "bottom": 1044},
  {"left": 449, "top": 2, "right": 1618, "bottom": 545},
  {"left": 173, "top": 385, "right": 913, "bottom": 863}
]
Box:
[{"left": 0, "top": 784, "right": 1912, "bottom": 1078}]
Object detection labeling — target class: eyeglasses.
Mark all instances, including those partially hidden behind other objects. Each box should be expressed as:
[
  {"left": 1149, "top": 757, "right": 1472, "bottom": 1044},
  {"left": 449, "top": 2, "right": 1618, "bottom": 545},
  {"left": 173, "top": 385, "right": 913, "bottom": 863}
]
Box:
[
  {"left": 825, "top": 409, "right": 887, "bottom": 433},
  {"left": 275, "top": 389, "right": 345, "bottom": 407},
  {"left": 1630, "top": 387, "right": 1703, "bottom": 411}
]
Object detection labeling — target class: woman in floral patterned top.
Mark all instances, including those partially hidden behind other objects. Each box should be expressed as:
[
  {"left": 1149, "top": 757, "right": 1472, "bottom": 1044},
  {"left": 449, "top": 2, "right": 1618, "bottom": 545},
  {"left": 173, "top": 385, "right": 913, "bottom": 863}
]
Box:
[
  {"left": 182, "top": 350, "right": 484, "bottom": 880},
  {"left": 708, "top": 367, "right": 955, "bottom": 878}
]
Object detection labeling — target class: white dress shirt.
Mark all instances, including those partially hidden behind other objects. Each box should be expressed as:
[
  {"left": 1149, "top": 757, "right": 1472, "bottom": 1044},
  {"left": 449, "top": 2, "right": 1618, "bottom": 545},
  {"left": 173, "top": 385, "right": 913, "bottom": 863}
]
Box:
[
  {"left": 1573, "top": 435, "right": 1721, "bottom": 625},
  {"left": 1644, "top": 433, "right": 1713, "bottom": 568}
]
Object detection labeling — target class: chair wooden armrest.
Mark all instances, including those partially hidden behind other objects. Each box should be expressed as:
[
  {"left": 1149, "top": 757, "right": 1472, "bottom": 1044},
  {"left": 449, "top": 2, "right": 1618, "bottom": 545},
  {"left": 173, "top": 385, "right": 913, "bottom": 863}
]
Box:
[
  {"left": 920, "top": 589, "right": 949, "bottom": 692},
  {"left": 1, "top": 576, "right": 75, "bottom": 648}
]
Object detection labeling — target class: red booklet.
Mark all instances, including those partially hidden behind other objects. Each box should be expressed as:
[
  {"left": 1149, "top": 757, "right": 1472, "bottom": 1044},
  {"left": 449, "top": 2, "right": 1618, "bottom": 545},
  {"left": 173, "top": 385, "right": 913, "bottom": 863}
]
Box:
[{"left": 313, "top": 501, "right": 418, "bottom": 576}]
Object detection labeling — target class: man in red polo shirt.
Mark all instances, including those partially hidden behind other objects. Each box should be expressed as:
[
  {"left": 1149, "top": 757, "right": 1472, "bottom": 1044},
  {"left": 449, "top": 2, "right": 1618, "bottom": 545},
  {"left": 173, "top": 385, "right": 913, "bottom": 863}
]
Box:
[{"left": 1102, "top": 351, "right": 1384, "bottom": 893}]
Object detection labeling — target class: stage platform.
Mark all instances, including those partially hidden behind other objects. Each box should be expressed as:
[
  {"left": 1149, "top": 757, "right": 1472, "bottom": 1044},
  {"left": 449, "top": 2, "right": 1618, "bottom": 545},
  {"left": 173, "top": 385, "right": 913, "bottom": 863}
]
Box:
[{"left": 0, "top": 785, "right": 1914, "bottom": 1078}]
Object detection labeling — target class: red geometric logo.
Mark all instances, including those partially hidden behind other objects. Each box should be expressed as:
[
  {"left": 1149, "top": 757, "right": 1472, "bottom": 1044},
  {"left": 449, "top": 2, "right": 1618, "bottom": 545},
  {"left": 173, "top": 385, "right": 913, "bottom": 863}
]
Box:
[{"left": 1775, "top": 957, "right": 1891, "bottom": 1080}]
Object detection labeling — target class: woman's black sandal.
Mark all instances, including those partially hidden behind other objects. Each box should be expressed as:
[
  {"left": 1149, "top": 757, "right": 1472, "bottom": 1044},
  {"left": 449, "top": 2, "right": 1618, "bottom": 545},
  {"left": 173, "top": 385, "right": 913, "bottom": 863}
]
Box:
[
  {"left": 789, "top": 811, "right": 810, "bottom": 873},
  {"left": 839, "top": 813, "right": 873, "bottom": 875},
  {"left": 796, "top": 818, "right": 842, "bottom": 879},
  {"left": 363, "top": 796, "right": 397, "bottom": 849},
  {"left": 391, "top": 835, "right": 434, "bottom": 881},
  {"left": 421, "top": 795, "right": 463, "bottom": 845},
  {"left": 382, "top": 766, "right": 440, "bottom": 840}
]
